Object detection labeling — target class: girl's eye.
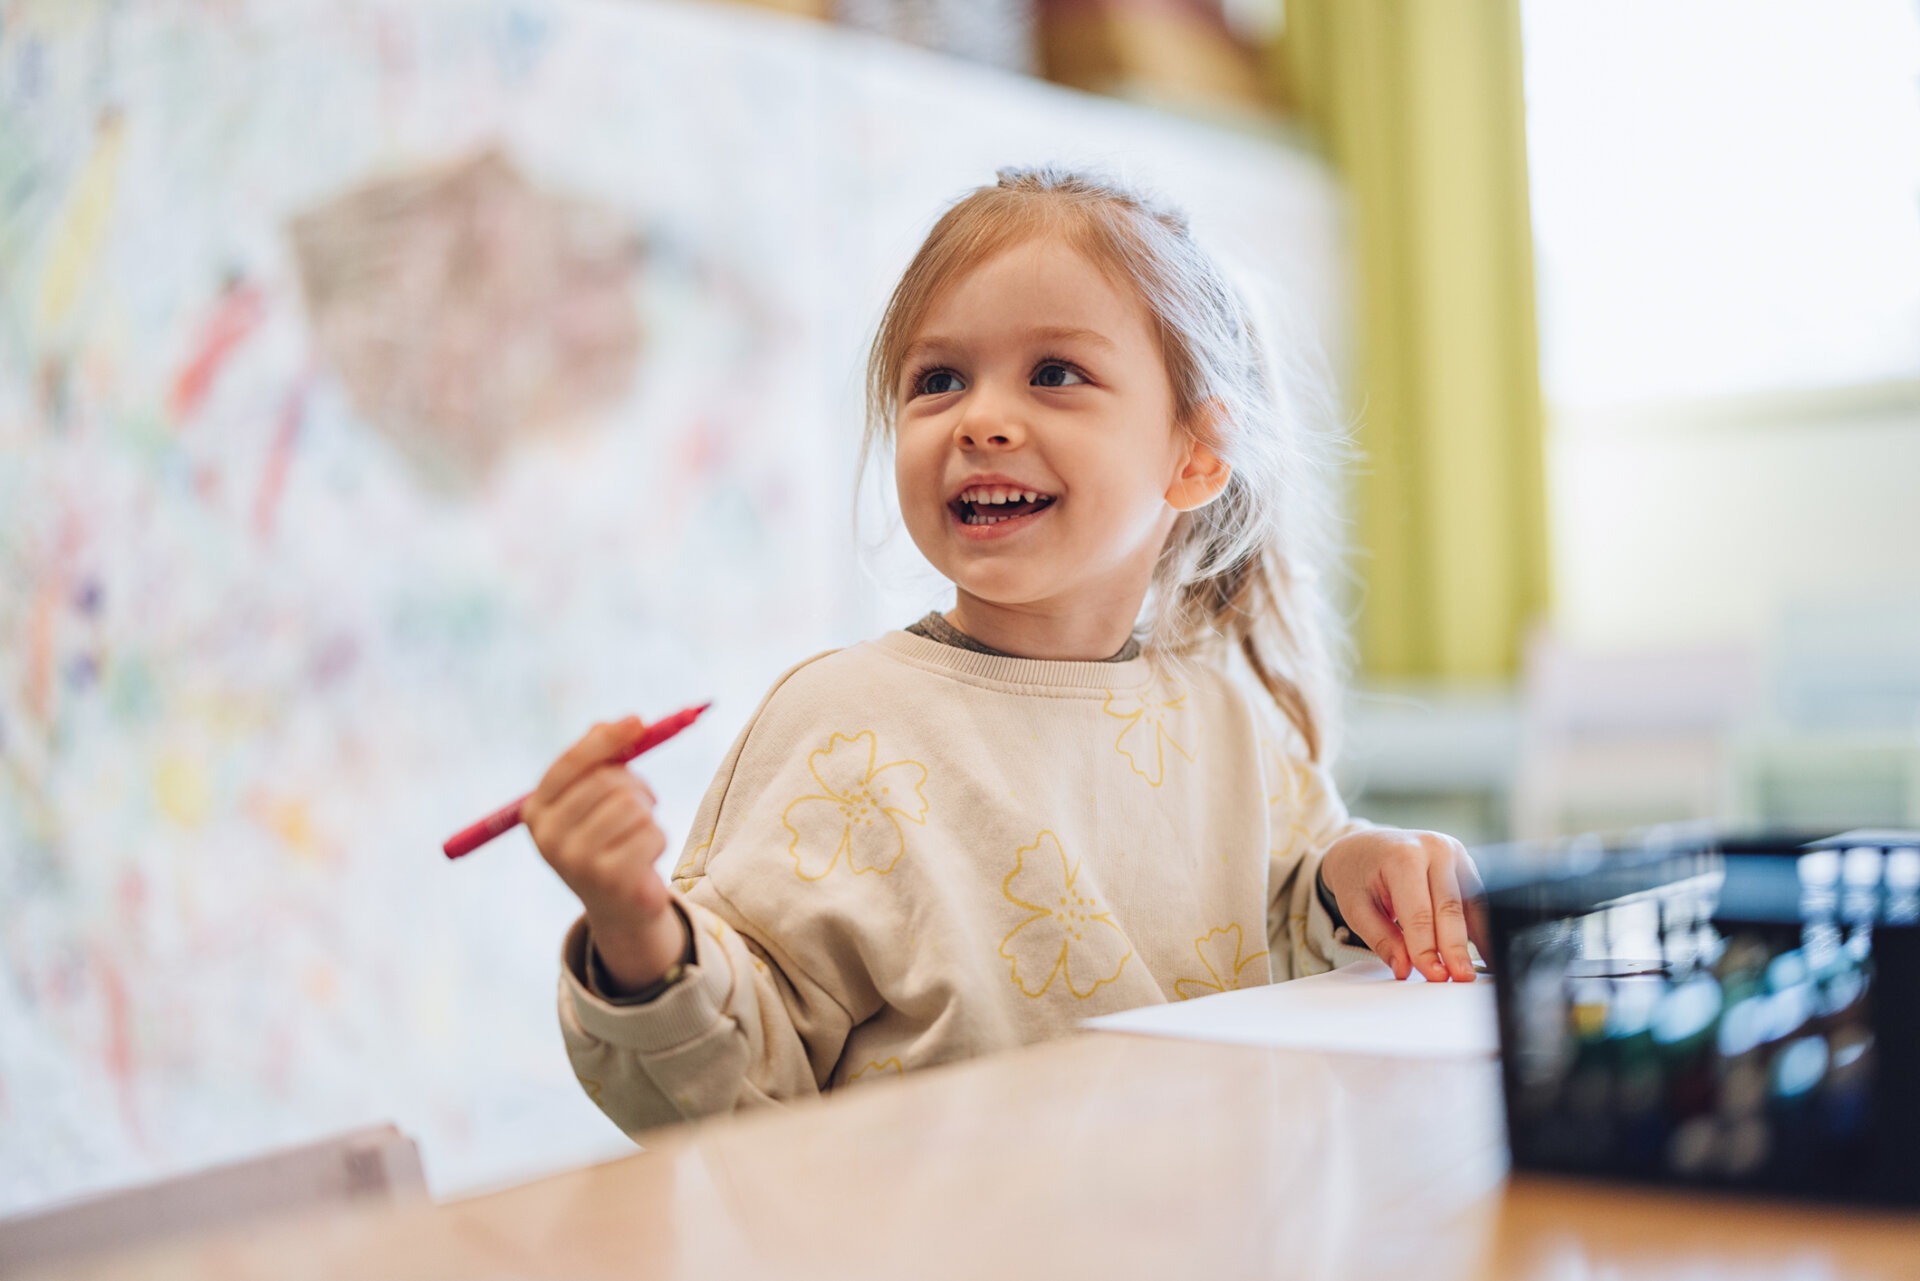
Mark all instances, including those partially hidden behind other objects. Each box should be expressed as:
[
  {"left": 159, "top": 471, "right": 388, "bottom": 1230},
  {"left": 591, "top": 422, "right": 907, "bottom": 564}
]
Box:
[
  {"left": 916, "top": 369, "right": 964, "bottom": 396},
  {"left": 1032, "top": 361, "right": 1088, "bottom": 388}
]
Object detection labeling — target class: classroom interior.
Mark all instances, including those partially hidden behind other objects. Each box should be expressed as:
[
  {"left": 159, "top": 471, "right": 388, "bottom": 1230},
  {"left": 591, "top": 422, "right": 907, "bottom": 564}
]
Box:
[{"left": 2, "top": 0, "right": 1917, "bottom": 1274}]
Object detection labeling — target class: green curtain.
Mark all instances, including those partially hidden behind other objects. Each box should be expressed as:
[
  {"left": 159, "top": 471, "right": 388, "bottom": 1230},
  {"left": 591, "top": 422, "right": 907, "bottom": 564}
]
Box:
[{"left": 1282, "top": 0, "right": 1548, "bottom": 680}]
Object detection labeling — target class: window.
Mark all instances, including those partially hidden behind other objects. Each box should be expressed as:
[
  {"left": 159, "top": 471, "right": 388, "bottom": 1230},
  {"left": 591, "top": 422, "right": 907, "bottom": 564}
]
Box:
[{"left": 1522, "top": 0, "right": 1920, "bottom": 407}]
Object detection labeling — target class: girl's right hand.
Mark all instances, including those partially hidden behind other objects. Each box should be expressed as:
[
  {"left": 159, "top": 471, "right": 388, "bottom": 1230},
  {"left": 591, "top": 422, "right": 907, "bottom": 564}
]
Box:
[{"left": 523, "top": 717, "right": 687, "bottom": 993}]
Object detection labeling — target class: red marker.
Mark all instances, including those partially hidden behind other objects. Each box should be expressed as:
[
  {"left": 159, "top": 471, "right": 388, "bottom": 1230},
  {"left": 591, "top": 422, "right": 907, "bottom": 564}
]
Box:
[{"left": 442, "top": 702, "right": 711, "bottom": 859}]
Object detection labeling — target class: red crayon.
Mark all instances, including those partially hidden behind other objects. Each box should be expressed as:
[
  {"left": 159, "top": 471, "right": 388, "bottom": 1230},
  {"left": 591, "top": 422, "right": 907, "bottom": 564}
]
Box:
[{"left": 442, "top": 702, "right": 711, "bottom": 860}]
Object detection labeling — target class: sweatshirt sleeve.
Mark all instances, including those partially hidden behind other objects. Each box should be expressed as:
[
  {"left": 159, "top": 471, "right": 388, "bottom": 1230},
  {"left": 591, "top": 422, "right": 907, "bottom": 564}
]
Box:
[
  {"left": 555, "top": 652, "right": 869, "bottom": 1138},
  {"left": 556, "top": 886, "right": 841, "bottom": 1136},
  {"left": 1260, "top": 733, "right": 1377, "bottom": 980}
]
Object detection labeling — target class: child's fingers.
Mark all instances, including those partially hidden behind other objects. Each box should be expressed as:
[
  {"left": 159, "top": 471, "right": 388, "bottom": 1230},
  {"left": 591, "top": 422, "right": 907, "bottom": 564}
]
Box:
[
  {"left": 1372, "top": 852, "right": 1450, "bottom": 982},
  {"left": 1337, "top": 891, "right": 1412, "bottom": 980},
  {"left": 545, "top": 777, "right": 669, "bottom": 916},
  {"left": 531, "top": 765, "right": 628, "bottom": 845},
  {"left": 1427, "top": 848, "right": 1477, "bottom": 982},
  {"left": 574, "top": 784, "right": 667, "bottom": 877},
  {"left": 531, "top": 717, "right": 645, "bottom": 808}
]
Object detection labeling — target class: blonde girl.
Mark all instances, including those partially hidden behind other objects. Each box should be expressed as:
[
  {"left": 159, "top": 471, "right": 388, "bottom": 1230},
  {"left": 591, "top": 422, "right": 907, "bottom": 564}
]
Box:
[{"left": 526, "top": 168, "right": 1487, "bottom": 1136}]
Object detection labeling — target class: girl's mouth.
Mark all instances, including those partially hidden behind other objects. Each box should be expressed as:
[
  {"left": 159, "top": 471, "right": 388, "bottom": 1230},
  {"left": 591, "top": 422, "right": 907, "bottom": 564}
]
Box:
[{"left": 948, "top": 491, "right": 1057, "bottom": 539}]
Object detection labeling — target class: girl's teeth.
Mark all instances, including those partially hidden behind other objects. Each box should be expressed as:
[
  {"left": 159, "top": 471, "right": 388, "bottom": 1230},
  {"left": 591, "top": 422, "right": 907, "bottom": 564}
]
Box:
[{"left": 960, "top": 488, "right": 1047, "bottom": 504}]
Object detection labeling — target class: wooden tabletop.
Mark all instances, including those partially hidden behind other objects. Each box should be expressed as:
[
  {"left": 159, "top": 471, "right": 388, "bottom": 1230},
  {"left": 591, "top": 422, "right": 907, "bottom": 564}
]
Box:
[{"left": 27, "top": 1029, "right": 1920, "bottom": 1280}]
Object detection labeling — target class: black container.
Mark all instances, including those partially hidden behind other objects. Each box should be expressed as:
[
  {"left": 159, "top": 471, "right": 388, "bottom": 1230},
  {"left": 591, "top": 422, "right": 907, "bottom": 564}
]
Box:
[{"left": 1482, "top": 828, "right": 1920, "bottom": 1206}]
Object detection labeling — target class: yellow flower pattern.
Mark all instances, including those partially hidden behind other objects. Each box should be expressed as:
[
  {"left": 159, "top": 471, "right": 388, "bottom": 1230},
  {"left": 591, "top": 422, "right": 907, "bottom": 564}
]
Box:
[
  {"left": 998, "top": 831, "right": 1132, "bottom": 999},
  {"left": 781, "top": 731, "right": 929, "bottom": 881},
  {"left": 1262, "top": 738, "right": 1314, "bottom": 858},
  {"left": 671, "top": 834, "right": 713, "bottom": 892},
  {"left": 1173, "top": 924, "right": 1266, "bottom": 1000},
  {"left": 1102, "top": 682, "right": 1193, "bottom": 787}
]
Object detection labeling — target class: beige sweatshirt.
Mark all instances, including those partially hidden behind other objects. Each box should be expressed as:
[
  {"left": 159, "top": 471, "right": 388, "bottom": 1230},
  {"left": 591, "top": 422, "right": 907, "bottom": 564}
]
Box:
[{"left": 558, "top": 630, "right": 1371, "bottom": 1137}]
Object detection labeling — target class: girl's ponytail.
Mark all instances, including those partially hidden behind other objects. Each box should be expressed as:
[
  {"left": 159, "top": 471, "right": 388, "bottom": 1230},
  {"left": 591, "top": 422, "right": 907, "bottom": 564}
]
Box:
[
  {"left": 1166, "top": 531, "right": 1337, "bottom": 765},
  {"left": 1137, "top": 217, "right": 1349, "bottom": 766}
]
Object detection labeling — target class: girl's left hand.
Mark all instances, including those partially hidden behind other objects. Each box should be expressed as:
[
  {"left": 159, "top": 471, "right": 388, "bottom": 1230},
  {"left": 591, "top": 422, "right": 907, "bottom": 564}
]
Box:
[{"left": 1318, "top": 828, "right": 1490, "bottom": 982}]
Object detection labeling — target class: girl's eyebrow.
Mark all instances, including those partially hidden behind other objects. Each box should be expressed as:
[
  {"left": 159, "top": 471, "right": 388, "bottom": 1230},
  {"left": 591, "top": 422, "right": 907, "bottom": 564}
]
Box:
[
  {"left": 1021, "top": 326, "right": 1115, "bottom": 350},
  {"left": 902, "top": 326, "right": 1116, "bottom": 367}
]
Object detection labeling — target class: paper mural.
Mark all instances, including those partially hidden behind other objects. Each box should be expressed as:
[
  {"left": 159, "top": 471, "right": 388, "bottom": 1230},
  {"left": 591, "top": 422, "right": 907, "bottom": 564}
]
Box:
[
  {"left": 289, "top": 149, "right": 644, "bottom": 488},
  {"left": 0, "top": 0, "right": 1343, "bottom": 1210}
]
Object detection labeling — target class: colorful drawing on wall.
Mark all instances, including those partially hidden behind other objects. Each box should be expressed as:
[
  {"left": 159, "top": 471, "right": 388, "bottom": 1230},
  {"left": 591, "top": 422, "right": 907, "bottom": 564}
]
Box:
[
  {"left": 0, "top": 0, "right": 1342, "bottom": 1212},
  {"left": 290, "top": 149, "right": 644, "bottom": 488}
]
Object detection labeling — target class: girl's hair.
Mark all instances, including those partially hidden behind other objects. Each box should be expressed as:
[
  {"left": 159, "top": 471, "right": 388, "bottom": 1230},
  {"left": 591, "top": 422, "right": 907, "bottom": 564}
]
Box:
[{"left": 862, "top": 167, "right": 1349, "bottom": 762}]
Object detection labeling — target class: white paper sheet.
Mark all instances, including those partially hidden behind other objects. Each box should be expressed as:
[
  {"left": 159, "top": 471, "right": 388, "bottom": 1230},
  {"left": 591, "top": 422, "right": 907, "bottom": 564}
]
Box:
[{"left": 1085, "top": 959, "right": 1500, "bottom": 1058}]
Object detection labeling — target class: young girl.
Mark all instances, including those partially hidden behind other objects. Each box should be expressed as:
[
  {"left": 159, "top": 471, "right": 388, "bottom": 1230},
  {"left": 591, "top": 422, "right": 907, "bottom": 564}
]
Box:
[{"left": 527, "top": 168, "right": 1487, "bottom": 1137}]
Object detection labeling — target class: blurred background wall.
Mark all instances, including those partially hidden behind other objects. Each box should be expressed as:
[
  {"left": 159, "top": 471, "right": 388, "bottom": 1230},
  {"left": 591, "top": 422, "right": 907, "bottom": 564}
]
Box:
[
  {"left": 2, "top": 0, "right": 1917, "bottom": 1222},
  {"left": 0, "top": 0, "right": 1344, "bottom": 1215}
]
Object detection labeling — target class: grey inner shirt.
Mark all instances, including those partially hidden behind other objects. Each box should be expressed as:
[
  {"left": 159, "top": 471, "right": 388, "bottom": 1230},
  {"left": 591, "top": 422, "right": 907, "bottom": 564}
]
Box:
[{"left": 905, "top": 611, "right": 1143, "bottom": 663}]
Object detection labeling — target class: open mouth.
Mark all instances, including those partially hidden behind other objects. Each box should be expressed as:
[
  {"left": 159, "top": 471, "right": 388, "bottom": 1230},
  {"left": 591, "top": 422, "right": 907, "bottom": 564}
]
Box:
[{"left": 949, "top": 487, "right": 1058, "bottom": 526}]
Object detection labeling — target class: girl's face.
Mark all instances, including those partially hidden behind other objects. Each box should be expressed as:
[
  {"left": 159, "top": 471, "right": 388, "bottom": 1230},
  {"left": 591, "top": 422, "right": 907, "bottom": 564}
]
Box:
[{"left": 893, "top": 236, "right": 1201, "bottom": 647}]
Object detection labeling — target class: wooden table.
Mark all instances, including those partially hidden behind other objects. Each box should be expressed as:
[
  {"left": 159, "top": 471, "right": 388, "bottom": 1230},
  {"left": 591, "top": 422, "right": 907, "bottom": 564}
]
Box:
[{"left": 28, "top": 1030, "right": 1920, "bottom": 1280}]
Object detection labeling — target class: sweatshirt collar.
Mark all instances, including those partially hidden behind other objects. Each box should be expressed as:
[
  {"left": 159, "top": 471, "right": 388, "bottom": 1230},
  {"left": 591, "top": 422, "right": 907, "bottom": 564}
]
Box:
[{"left": 873, "top": 629, "right": 1155, "bottom": 692}]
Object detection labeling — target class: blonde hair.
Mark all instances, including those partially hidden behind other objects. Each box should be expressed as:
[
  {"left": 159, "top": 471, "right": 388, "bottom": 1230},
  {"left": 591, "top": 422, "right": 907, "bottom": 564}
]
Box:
[{"left": 862, "top": 167, "right": 1349, "bottom": 762}]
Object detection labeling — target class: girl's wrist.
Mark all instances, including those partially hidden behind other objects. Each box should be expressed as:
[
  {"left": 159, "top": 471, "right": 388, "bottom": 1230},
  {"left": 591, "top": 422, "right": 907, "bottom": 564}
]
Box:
[{"left": 588, "top": 903, "right": 691, "bottom": 996}]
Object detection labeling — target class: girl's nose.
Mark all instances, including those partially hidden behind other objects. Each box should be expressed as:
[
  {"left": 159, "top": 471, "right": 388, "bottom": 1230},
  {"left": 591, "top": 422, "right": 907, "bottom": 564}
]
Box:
[
  {"left": 954, "top": 396, "right": 1025, "bottom": 450},
  {"left": 957, "top": 424, "right": 1014, "bottom": 448}
]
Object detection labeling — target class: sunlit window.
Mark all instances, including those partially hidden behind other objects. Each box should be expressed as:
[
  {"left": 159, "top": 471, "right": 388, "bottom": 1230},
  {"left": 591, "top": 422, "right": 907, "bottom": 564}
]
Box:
[{"left": 1521, "top": 0, "right": 1920, "bottom": 407}]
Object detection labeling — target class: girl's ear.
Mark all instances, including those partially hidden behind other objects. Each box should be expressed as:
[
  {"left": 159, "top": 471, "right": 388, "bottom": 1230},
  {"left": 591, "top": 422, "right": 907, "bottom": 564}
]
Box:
[{"left": 1166, "top": 402, "right": 1232, "bottom": 512}]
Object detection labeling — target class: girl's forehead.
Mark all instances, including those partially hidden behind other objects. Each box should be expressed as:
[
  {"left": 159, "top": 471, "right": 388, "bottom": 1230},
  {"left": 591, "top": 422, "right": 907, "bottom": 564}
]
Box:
[
  {"left": 913, "top": 235, "right": 1149, "bottom": 336},
  {"left": 952, "top": 232, "right": 1108, "bottom": 288}
]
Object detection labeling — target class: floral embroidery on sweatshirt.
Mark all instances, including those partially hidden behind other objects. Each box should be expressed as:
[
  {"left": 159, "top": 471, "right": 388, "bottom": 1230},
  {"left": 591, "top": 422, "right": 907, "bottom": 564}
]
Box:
[
  {"left": 1264, "top": 739, "right": 1331, "bottom": 859},
  {"left": 781, "top": 731, "right": 929, "bottom": 881},
  {"left": 998, "top": 830, "right": 1133, "bottom": 998},
  {"left": 671, "top": 834, "right": 714, "bottom": 892},
  {"left": 1173, "top": 924, "right": 1266, "bottom": 1000},
  {"left": 1102, "top": 683, "right": 1193, "bottom": 787},
  {"left": 847, "top": 1057, "right": 904, "bottom": 1082}
]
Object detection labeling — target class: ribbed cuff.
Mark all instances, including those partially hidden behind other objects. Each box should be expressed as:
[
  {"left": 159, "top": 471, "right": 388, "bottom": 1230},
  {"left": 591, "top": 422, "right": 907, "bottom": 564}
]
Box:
[{"left": 1313, "top": 861, "right": 1347, "bottom": 931}]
